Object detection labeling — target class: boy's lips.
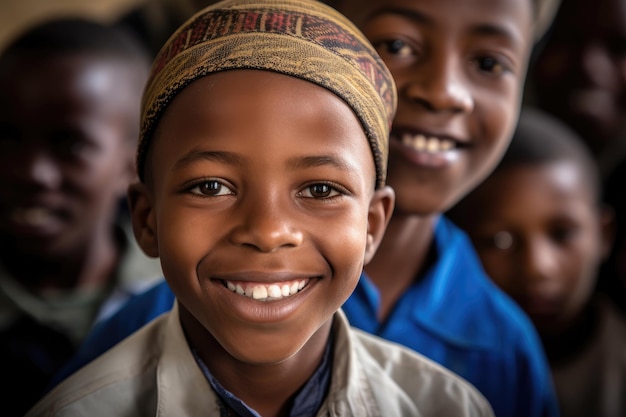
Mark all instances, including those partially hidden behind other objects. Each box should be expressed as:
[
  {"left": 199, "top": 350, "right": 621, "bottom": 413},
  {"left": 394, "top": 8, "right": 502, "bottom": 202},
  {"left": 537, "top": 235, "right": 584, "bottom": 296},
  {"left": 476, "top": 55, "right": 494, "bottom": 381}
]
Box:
[
  {"left": 516, "top": 294, "right": 561, "bottom": 318},
  {"left": 2, "top": 205, "right": 69, "bottom": 236}
]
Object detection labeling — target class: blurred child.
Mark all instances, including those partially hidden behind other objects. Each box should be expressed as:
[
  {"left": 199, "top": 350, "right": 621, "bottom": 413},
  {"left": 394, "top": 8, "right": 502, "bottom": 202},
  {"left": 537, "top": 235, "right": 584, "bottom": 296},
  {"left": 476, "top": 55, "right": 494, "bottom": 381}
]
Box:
[
  {"left": 529, "top": 0, "right": 626, "bottom": 179},
  {"left": 0, "top": 18, "right": 162, "bottom": 416},
  {"left": 116, "top": 0, "right": 219, "bottom": 56},
  {"left": 51, "top": 1, "right": 562, "bottom": 416},
  {"left": 450, "top": 107, "right": 626, "bottom": 417},
  {"left": 26, "top": 1, "right": 495, "bottom": 416}
]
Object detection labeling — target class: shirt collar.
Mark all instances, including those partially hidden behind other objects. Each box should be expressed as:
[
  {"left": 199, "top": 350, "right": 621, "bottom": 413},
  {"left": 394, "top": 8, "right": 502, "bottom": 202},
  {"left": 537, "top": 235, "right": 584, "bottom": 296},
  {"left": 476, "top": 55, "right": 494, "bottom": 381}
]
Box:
[{"left": 192, "top": 331, "right": 333, "bottom": 417}]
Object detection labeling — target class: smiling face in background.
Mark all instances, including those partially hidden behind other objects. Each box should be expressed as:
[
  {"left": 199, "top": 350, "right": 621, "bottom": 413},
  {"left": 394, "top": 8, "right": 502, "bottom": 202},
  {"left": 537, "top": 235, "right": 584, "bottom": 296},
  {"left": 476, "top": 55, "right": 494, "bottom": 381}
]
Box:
[
  {"left": 332, "top": 0, "right": 533, "bottom": 215},
  {"left": 131, "top": 70, "right": 392, "bottom": 366},
  {"left": 0, "top": 53, "right": 139, "bottom": 258},
  {"left": 456, "top": 162, "right": 606, "bottom": 335}
]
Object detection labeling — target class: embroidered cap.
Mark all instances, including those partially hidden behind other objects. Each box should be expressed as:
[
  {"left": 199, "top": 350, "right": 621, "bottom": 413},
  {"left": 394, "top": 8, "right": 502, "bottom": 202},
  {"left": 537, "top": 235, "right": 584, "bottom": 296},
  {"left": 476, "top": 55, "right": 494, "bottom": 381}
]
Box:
[{"left": 138, "top": 0, "right": 397, "bottom": 189}]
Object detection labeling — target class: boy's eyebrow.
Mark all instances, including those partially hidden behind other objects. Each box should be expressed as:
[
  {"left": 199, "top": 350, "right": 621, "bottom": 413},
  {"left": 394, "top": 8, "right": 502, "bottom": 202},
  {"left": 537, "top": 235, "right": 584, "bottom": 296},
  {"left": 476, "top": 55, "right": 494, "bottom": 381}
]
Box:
[
  {"left": 370, "top": 7, "right": 524, "bottom": 47},
  {"left": 173, "top": 150, "right": 354, "bottom": 172},
  {"left": 288, "top": 154, "right": 355, "bottom": 171},
  {"left": 173, "top": 149, "right": 245, "bottom": 170}
]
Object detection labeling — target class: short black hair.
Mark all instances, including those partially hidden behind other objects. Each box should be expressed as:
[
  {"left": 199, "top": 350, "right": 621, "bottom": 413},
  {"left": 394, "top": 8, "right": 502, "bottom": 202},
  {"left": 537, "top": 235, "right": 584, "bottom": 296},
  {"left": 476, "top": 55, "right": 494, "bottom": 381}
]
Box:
[
  {"left": 0, "top": 17, "right": 150, "bottom": 65},
  {"left": 496, "top": 106, "right": 601, "bottom": 202}
]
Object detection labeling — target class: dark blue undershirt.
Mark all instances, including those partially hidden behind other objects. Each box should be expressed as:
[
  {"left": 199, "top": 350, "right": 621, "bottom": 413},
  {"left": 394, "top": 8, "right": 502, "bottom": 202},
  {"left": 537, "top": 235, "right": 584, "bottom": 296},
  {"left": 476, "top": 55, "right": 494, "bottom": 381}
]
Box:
[{"left": 193, "top": 334, "right": 333, "bottom": 417}]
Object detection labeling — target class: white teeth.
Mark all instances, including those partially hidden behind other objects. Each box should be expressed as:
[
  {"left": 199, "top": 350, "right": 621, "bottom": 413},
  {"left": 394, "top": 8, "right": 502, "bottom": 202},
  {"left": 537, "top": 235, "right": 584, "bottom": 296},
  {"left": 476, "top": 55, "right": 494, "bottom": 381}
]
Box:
[
  {"left": 252, "top": 286, "right": 268, "bottom": 300},
  {"left": 401, "top": 133, "right": 455, "bottom": 153},
  {"left": 225, "top": 279, "right": 308, "bottom": 301},
  {"left": 426, "top": 137, "right": 439, "bottom": 152},
  {"left": 281, "top": 284, "right": 291, "bottom": 296},
  {"left": 268, "top": 285, "right": 282, "bottom": 298},
  {"left": 11, "top": 208, "right": 53, "bottom": 226}
]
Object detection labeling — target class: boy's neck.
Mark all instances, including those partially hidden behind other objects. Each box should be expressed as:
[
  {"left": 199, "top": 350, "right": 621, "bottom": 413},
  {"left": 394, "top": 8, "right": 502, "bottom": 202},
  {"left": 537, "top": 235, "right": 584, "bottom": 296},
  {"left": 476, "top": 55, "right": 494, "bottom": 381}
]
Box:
[
  {"left": 364, "top": 213, "right": 438, "bottom": 321},
  {"left": 541, "top": 299, "right": 599, "bottom": 365},
  {"left": 179, "top": 306, "right": 333, "bottom": 417},
  {"left": 0, "top": 223, "right": 121, "bottom": 293}
]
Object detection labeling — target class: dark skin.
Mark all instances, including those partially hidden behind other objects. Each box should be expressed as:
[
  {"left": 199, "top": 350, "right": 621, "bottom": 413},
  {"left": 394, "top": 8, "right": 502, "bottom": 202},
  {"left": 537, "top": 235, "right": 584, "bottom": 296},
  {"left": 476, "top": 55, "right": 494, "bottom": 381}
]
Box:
[
  {"left": 129, "top": 70, "right": 394, "bottom": 417},
  {"left": 332, "top": 0, "right": 534, "bottom": 319},
  {"left": 452, "top": 163, "right": 613, "bottom": 362},
  {"left": 0, "top": 53, "right": 144, "bottom": 292}
]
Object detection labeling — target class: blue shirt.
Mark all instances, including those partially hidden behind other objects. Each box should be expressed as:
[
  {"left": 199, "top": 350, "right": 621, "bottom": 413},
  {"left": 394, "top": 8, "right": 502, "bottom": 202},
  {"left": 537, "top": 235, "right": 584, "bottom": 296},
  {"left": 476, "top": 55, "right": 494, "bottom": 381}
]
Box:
[
  {"left": 51, "top": 216, "right": 559, "bottom": 417},
  {"left": 343, "top": 216, "right": 559, "bottom": 417}
]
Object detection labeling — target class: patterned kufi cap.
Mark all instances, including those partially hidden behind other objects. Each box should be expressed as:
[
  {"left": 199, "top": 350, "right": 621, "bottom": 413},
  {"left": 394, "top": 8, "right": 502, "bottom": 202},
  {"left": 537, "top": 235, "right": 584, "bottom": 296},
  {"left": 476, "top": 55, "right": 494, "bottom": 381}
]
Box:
[{"left": 138, "top": 0, "right": 397, "bottom": 188}]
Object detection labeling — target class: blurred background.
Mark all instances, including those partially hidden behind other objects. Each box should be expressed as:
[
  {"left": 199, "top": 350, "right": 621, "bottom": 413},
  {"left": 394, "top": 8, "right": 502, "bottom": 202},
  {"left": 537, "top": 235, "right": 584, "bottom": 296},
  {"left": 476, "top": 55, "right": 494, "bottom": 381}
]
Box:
[{"left": 0, "top": 0, "right": 145, "bottom": 52}]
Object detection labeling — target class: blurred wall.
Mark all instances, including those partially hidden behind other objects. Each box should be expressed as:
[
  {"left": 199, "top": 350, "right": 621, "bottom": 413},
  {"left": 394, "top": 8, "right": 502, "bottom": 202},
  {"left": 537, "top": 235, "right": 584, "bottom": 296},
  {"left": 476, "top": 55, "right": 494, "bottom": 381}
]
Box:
[{"left": 0, "top": 0, "right": 146, "bottom": 52}]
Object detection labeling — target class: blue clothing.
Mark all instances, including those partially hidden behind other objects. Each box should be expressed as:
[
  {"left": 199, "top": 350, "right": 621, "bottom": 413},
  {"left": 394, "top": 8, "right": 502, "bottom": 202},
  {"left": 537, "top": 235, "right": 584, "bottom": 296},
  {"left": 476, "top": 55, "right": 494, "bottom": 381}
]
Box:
[
  {"left": 343, "top": 216, "right": 559, "bottom": 417},
  {"left": 51, "top": 216, "right": 559, "bottom": 417}
]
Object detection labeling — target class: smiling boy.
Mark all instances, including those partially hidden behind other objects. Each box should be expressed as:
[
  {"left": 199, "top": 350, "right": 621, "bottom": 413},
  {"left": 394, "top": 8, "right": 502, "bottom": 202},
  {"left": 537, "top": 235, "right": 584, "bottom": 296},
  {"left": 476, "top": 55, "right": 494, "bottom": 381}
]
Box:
[
  {"left": 51, "top": 2, "right": 561, "bottom": 415},
  {"left": 26, "top": 1, "right": 494, "bottom": 416},
  {"left": 327, "top": 1, "right": 561, "bottom": 416}
]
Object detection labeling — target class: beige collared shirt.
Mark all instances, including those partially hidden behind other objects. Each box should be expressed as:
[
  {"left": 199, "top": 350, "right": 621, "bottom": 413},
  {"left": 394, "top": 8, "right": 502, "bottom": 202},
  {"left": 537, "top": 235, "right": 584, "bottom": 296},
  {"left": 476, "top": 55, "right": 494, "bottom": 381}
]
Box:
[{"left": 26, "top": 302, "right": 494, "bottom": 417}]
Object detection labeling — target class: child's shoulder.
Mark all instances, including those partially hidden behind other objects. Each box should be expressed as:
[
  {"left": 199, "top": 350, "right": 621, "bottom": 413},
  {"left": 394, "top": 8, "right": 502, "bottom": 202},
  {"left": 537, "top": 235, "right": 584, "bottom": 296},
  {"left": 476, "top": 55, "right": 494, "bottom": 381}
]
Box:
[
  {"left": 336, "top": 311, "right": 494, "bottom": 416},
  {"left": 25, "top": 312, "right": 172, "bottom": 417}
]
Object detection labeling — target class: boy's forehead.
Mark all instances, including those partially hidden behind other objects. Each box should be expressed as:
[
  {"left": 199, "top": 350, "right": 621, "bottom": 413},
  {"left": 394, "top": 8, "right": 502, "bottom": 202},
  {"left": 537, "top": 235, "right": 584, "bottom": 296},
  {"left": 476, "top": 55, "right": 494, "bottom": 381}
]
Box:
[
  {"left": 331, "top": 0, "right": 551, "bottom": 40},
  {"left": 149, "top": 70, "right": 377, "bottom": 185}
]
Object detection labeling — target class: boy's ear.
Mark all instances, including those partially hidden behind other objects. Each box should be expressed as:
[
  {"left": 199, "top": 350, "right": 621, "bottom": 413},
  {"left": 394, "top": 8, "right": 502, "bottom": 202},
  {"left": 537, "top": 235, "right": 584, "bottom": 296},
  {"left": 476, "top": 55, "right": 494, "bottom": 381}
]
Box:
[
  {"left": 600, "top": 204, "right": 616, "bottom": 261},
  {"left": 364, "top": 185, "right": 395, "bottom": 264},
  {"left": 128, "top": 182, "right": 159, "bottom": 258},
  {"left": 116, "top": 144, "right": 140, "bottom": 196}
]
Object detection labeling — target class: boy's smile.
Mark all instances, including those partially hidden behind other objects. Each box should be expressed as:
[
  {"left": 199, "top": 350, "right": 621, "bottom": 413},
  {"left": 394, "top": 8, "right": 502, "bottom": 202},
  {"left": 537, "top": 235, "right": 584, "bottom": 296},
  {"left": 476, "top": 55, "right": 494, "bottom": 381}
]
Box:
[
  {"left": 333, "top": 0, "right": 533, "bottom": 214},
  {"left": 130, "top": 69, "right": 393, "bottom": 364}
]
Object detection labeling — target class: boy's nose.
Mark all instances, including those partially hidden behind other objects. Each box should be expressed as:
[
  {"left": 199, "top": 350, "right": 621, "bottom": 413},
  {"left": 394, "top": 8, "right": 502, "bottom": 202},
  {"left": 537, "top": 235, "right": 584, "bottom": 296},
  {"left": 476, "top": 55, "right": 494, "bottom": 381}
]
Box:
[
  {"left": 402, "top": 55, "right": 474, "bottom": 113},
  {"left": 13, "top": 147, "right": 62, "bottom": 189},
  {"left": 518, "top": 237, "right": 559, "bottom": 285},
  {"left": 576, "top": 41, "right": 615, "bottom": 88},
  {"left": 229, "top": 193, "right": 304, "bottom": 253}
]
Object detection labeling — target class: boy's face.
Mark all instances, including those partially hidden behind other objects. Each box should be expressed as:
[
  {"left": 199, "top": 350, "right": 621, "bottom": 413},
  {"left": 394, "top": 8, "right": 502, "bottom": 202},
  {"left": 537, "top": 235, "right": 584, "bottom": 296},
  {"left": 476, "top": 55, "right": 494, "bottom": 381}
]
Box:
[
  {"left": 130, "top": 70, "right": 393, "bottom": 364},
  {"left": 332, "top": 0, "right": 533, "bottom": 214},
  {"left": 0, "top": 54, "right": 138, "bottom": 257},
  {"left": 455, "top": 163, "right": 607, "bottom": 335},
  {"left": 532, "top": 0, "right": 626, "bottom": 156}
]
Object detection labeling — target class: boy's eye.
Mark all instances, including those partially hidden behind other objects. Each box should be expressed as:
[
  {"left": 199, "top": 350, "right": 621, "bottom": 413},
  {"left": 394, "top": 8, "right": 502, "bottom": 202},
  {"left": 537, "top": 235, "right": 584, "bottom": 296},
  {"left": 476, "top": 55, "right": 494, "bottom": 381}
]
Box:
[
  {"left": 476, "top": 230, "right": 515, "bottom": 251},
  {"left": 492, "top": 231, "right": 514, "bottom": 250},
  {"left": 475, "top": 56, "right": 507, "bottom": 75},
  {"left": 550, "top": 225, "right": 579, "bottom": 244},
  {"left": 49, "top": 130, "right": 94, "bottom": 158},
  {"left": 189, "top": 180, "right": 234, "bottom": 196},
  {"left": 376, "top": 39, "right": 414, "bottom": 58},
  {"left": 299, "top": 183, "right": 341, "bottom": 199}
]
